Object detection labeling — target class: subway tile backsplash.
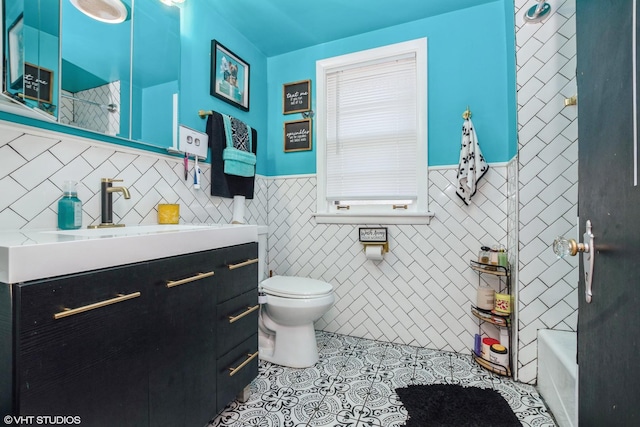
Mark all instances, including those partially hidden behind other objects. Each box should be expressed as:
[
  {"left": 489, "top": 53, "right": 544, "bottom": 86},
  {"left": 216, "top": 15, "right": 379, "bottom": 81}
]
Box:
[{"left": 0, "top": 123, "right": 268, "bottom": 229}]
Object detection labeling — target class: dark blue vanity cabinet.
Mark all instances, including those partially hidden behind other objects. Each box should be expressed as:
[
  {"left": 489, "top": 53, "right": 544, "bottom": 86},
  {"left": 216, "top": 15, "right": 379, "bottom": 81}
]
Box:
[
  {"left": 14, "top": 263, "right": 152, "bottom": 427},
  {"left": 1, "top": 242, "right": 258, "bottom": 427},
  {"left": 148, "top": 250, "right": 219, "bottom": 427},
  {"left": 214, "top": 244, "right": 260, "bottom": 413}
]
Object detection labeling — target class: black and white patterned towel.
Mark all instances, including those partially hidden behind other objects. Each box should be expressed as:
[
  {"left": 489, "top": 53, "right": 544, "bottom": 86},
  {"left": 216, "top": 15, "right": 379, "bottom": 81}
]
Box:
[{"left": 456, "top": 118, "right": 488, "bottom": 205}]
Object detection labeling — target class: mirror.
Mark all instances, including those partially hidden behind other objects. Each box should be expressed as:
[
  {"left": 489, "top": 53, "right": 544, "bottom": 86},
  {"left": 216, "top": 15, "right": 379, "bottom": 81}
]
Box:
[
  {"left": 2, "top": 0, "right": 181, "bottom": 149},
  {"left": 3, "top": 0, "right": 59, "bottom": 117}
]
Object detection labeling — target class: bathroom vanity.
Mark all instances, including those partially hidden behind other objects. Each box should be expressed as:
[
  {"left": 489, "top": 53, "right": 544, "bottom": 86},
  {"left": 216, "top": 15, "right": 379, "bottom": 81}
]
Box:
[{"left": 0, "top": 224, "right": 258, "bottom": 427}]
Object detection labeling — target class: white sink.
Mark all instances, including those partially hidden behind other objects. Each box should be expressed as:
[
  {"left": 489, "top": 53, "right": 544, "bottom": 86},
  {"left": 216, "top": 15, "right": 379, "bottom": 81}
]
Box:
[
  {"left": 0, "top": 223, "right": 258, "bottom": 284},
  {"left": 44, "top": 224, "right": 219, "bottom": 237}
]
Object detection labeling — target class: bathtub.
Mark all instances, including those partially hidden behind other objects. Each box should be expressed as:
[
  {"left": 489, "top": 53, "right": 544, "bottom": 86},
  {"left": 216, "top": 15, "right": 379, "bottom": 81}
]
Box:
[{"left": 537, "top": 330, "right": 577, "bottom": 427}]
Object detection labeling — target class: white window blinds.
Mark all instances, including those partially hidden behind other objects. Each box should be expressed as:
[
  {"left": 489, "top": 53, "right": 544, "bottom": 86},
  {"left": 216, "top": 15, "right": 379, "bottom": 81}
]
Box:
[{"left": 325, "top": 53, "right": 418, "bottom": 203}]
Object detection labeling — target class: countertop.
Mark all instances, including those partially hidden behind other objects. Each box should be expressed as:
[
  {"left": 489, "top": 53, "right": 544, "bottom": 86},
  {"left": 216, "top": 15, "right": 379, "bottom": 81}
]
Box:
[{"left": 0, "top": 224, "right": 258, "bottom": 284}]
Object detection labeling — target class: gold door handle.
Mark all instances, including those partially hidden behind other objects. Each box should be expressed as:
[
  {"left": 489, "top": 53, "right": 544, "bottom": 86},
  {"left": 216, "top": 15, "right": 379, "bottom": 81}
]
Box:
[
  {"left": 228, "top": 351, "right": 259, "bottom": 377},
  {"left": 228, "top": 258, "right": 259, "bottom": 270},
  {"left": 228, "top": 305, "right": 259, "bottom": 323},
  {"left": 166, "top": 271, "right": 214, "bottom": 288},
  {"left": 54, "top": 292, "right": 141, "bottom": 320}
]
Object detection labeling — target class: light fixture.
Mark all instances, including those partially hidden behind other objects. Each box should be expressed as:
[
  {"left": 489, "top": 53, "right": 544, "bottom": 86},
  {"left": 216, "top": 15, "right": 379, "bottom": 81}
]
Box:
[
  {"left": 160, "top": 0, "right": 185, "bottom": 5},
  {"left": 70, "top": 0, "right": 128, "bottom": 24}
]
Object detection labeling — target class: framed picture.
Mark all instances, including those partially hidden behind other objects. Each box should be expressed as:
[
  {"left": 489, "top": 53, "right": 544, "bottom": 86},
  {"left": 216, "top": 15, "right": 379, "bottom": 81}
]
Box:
[
  {"left": 8, "top": 14, "right": 24, "bottom": 90},
  {"left": 210, "top": 40, "right": 250, "bottom": 111},
  {"left": 284, "top": 119, "right": 312, "bottom": 152},
  {"left": 283, "top": 80, "right": 311, "bottom": 114}
]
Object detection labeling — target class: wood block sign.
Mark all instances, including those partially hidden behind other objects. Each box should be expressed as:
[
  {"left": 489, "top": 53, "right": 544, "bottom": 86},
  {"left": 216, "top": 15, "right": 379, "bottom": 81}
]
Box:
[
  {"left": 283, "top": 80, "right": 311, "bottom": 114},
  {"left": 284, "top": 119, "right": 312, "bottom": 152},
  {"left": 23, "top": 62, "right": 53, "bottom": 104}
]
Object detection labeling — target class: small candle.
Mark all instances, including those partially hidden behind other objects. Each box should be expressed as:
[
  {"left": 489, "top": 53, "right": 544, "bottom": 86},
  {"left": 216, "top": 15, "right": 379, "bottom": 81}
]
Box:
[{"left": 158, "top": 204, "right": 180, "bottom": 224}]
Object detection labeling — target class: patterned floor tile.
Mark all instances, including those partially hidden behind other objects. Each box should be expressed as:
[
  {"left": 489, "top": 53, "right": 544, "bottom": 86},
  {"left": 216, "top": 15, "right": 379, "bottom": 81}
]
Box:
[{"left": 208, "top": 331, "right": 557, "bottom": 427}]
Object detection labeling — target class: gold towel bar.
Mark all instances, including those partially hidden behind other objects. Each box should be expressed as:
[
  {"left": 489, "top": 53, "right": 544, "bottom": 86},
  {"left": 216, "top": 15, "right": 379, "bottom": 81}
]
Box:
[{"left": 198, "top": 109, "right": 214, "bottom": 118}]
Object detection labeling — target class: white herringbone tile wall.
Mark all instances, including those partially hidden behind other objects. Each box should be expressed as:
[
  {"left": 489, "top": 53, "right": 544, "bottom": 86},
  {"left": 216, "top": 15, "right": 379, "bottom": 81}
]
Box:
[
  {"left": 266, "top": 165, "right": 508, "bottom": 355},
  {"left": 515, "top": 0, "right": 578, "bottom": 384},
  {"left": 0, "top": 122, "right": 268, "bottom": 230},
  {"left": 60, "top": 82, "right": 121, "bottom": 136}
]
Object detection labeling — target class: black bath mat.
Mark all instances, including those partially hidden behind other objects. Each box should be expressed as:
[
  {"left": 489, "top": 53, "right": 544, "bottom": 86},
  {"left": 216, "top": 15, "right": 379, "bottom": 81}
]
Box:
[{"left": 395, "top": 384, "right": 521, "bottom": 427}]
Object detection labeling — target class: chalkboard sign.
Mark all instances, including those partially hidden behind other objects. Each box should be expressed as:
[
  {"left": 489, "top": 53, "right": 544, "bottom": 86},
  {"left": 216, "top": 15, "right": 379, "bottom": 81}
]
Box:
[
  {"left": 284, "top": 119, "right": 312, "bottom": 152},
  {"left": 283, "top": 80, "right": 311, "bottom": 114},
  {"left": 23, "top": 62, "right": 53, "bottom": 104}
]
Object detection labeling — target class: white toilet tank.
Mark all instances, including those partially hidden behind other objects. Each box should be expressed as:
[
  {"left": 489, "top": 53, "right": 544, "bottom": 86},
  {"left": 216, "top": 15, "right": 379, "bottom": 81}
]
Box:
[{"left": 258, "top": 225, "right": 268, "bottom": 282}]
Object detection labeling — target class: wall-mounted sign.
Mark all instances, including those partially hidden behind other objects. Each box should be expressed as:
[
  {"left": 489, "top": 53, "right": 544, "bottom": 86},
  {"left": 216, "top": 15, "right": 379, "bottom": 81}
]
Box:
[
  {"left": 283, "top": 80, "right": 311, "bottom": 114},
  {"left": 23, "top": 62, "right": 53, "bottom": 104},
  {"left": 284, "top": 119, "right": 312, "bottom": 152},
  {"left": 359, "top": 227, "right": 388, "bottom": 243}
]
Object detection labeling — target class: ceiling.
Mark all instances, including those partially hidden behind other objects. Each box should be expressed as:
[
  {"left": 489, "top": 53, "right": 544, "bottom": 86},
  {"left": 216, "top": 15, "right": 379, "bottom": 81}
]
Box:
[{"left": 207, "top": 0, "right": 499, "bottom": 57}]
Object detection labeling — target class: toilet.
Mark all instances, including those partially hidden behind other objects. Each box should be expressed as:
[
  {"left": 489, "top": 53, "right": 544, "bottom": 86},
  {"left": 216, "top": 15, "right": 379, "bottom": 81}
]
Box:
[{"left": 257, "top": 227, "right": 334, "bottom": 368}]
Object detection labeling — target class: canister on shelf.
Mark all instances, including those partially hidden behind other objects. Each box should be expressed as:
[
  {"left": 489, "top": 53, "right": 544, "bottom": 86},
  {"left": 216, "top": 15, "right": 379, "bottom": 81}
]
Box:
[
  {"left": 494, "top": 293, "right": 511, "bottom": 314},
  {"left": 489, "top": 343, "right": 509, "bottom": 367},
  {"left": 476, "top": 285, "right": 495, "bottom": 310},
  {"left": 490, "top": 245, "right": 499, "bottom": 265},
  {"left": 498, "top": 245, "right": 508, "bottom": 268},
  {"left": 478, "top": 246, "right": 491, "bottom": 264},
  {"left": 481, "top": 337, "right": 500, "bottom": 360},
  {"left": 499, "top": 328, "right": 509, "bottom": 352}
]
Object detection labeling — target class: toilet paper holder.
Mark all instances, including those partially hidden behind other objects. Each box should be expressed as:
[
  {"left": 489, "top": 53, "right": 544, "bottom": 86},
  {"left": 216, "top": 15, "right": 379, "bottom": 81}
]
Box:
[
  {"left": 361, "top": 241, "right": 389, "bottom": 254},
  {"left": 359, "top": 227, "right": 389, "bottom": 254}
]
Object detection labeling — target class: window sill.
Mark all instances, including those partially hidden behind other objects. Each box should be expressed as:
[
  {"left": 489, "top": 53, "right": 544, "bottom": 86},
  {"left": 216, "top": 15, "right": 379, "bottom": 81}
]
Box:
[{"left": 313, "top": 212, "right": 434, "bottom": 225}]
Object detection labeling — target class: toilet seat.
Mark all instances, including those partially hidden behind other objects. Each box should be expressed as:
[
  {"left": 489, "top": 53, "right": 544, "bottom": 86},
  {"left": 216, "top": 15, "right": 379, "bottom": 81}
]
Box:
[{"left": 261, "top": 276, "right": 333, "bottom": 299}]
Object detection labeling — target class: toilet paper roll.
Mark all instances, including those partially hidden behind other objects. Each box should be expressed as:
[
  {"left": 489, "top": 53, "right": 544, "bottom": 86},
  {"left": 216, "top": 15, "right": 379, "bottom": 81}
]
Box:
[
  {"left": 232, "top": 195, "right": 246, "bottom": 224},
  {"left": 365, "top": 245, "right": 384, "bottom": 261}
]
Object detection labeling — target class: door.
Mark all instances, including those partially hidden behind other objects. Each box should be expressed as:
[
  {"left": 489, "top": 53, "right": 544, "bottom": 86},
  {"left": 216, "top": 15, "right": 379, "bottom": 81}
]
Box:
[
  {"left": 576, "top": 0, "right": 640, "bottom": 425},
  {"left": 148, "top": 250, "right": 218, "bottom": 427},
  {"left": 15, "top": 264, "right": 150, "bottom": 427}
]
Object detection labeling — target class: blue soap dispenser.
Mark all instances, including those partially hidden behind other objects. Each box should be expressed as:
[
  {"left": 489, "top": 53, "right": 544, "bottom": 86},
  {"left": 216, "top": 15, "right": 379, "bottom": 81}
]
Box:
[{"left": 58, "top": 180, "right": 83, "bottom": 230}]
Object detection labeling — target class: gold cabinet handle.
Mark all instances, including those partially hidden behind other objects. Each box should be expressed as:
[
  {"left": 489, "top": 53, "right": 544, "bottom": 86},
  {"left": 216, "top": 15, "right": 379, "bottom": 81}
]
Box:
[
  {"left": 228, "top": 258, "right": 259, "bottom": 270},
  {"left": 54, "top": 292, "right": 141, "bottom": 320},
  {"left": 228, "top": 305, "right": 259, "bottom": 323},
  {"left": 228, "top": 351, "right": 259, "bottom": 377},
  {"left": 166, "top": 271, "right": 214, "bottom": 288}
]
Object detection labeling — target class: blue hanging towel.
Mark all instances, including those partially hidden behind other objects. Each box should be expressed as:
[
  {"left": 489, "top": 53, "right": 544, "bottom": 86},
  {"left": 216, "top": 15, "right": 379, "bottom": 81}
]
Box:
[{"left": 222, "top": 114, "right": 256, "bottom": 177}]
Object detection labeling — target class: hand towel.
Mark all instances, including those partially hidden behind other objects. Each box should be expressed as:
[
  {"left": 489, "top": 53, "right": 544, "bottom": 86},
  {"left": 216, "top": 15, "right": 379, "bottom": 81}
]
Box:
[
  {"left": 456, "top": 118, "right": 488, "bottom": 205},
  {"left": 207, "top": 111, "right": 258, "bottom": 199},
  {"left": 222, "top": 114, "right": 256, "bottom": 177}
]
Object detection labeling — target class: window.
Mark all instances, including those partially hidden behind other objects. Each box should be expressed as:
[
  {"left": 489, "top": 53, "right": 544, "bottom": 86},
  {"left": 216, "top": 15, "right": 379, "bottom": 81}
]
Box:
[{"left": 315, "top": 38, "right": 431, "bottom": 224}]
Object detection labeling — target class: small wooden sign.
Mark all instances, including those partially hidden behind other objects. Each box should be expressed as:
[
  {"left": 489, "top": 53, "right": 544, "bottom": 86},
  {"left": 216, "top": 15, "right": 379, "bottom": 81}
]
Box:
[
  {"left": 284, "top": 119, "right": 312, "bottom": 152},
  {"left": 283, "top": 80, "right": 311, "bottom": 114},
  {"left": 23, "top": 62, "right": 53, "bottom": 104},
  {"left": 359, "top": 227, "right": 388, "bottom": 243}
]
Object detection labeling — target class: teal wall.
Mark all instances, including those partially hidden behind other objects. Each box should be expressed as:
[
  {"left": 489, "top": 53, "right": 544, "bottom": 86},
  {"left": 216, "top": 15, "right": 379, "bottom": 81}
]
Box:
[
  {"left": 265, "top": 1, "right": 516, "bottom": 176},
  {"left": 178, "top": 2, "right": 269, "bottom": 175},
  {"left": 1, "top": 1, "right": 516, "bottom": 176}
]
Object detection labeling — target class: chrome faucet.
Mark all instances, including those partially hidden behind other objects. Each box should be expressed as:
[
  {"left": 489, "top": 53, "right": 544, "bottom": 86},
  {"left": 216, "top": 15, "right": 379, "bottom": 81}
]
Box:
[{"left": 89, "top": 178, "right": 131, "bottom": 228}]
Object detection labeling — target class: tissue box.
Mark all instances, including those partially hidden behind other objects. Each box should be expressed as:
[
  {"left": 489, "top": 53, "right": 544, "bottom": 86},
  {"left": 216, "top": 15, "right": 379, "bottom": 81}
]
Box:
[{"left": 158, "top": 204, "right": 180, "bottom": 224}]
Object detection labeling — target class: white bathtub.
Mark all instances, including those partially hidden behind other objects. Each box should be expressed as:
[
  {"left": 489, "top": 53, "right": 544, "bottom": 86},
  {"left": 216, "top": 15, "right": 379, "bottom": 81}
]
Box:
[{"left": 537, "top": 329, "right": 577, "bottom": 427}]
